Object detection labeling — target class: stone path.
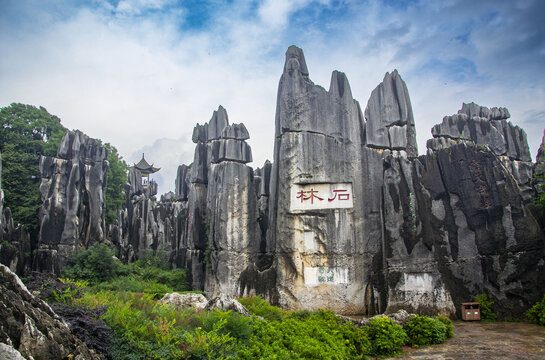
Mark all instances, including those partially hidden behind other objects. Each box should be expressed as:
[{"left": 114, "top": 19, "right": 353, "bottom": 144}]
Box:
[{"left": 395, "top": 321, "right": 545, "bottom": 359}]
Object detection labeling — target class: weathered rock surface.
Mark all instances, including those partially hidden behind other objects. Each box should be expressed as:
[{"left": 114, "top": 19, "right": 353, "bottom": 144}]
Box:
[
  {"left": 429, "top": 102, "right": 535, "bottom": 201},
  {"left": 35, "top": 130, "right": 109, "bottom": 274},
  {"left": 160, "top": 292, "right": 208, "bottom": 310},
  {"left": 266, "top": 45, "right": 545, "bottom": 318},
  {"left": 205, "top": 294, "right": 251, "bottom": 317},
  {"left": 534, "top": 130, "right": 545, "bottom": 196},
  {"left": 114, "top": 173, "right": 184, "bottom": 264},
  {"left": 112, "top": 106, "right": 265, "bottom": 300},
  {"left": 104, "top": 46, "right": 544, "bottom": 320},
  {"left": 0, "top": 264, "right": 104, "bottom": 359},
  {"left": 365, "top": 69, "right": 418, "bottom": 156}
]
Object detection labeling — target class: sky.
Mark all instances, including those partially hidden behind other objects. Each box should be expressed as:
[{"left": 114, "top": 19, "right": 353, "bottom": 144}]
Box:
[{"left": 1, "top": 0, "right": 544, "bottom": 194}]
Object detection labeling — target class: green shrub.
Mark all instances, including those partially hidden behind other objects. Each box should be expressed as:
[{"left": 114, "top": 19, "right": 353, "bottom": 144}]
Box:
[
  {"left": 63, "top": 243, "right": 120, "bottom": 284},
  {"left": 238, "top": 296, "right": 287, "bottom": 321},
  {"left": 436, "top": 316, "right": 454, "bottom": 338},
  {"left": 473, "top": 294, "right": 497, "bottom": 321},
  {"left": 366, "top": 316, "right": 408, "bottom": 356},
  {"left": 92, "top": 276, "right": 173, "bottom": 298},
  {"left": 201, "top": 310, "right": 254, "bottom": 343},
  {"left": 403, "top": 315, "right": 448, "bottom": 346},
  {"left": 526, "top": 294, "right": 545, "bottom": 326}
]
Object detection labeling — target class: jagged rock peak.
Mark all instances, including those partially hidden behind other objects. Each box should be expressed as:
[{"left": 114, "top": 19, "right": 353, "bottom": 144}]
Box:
[
  {"left": 430, "top": 102, "right": 531, "bottom": 161},
  {"left": 192, "top": 105, "right": 230, "bottom": 143},
  {"left": 283, "top": 45, "right": 309, "bottom": 77},
  {"left": 329, "top": 70, "right": 352, "bottom": 99},
  {"left": 537, "top": 130, "right": 545, "bottom": 163},
  {"left": 221, "top": 123, "right": 250, "bottom": 140},
  {"left": 458, "top": 102, "right": 510, "bottom": 120},
  {"left": 364, "top": 69, "right": 418, "bottom": 156},
  {"left": 209, "top": 105, "right": 229, "bottom": 140},
  {"left": 57, "top": 130, "right": 108, "bottom": 162}
]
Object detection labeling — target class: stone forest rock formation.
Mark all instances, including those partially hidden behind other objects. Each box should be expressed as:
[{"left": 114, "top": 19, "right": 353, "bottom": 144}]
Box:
[
  {"left": 265, "top": 46, "right": 544, "bottom": 317},
  {"left": 5, "top": 46, "right": 543, "bottom": 319},
  {"left": 35, "top": 130, "right": 109, "bottom": 274},
  {"left": 107, "top": 46, "right": 544, "bottom": 318}
]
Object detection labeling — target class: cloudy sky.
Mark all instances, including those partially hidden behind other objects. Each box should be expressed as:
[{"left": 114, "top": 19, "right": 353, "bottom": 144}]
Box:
[{"left": 1, "top": 0, "right": 544, "bottom": 194}]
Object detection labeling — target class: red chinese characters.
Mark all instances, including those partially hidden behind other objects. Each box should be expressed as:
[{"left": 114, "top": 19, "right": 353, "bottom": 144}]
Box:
[
  {"left": 296, "top": 189, "right": 324, "bottom": 204},
  {"left": 328, "top": 189, "right": 350, "bottom": 202},
  {"left": 296, "top": 188, "right": 350, "bottom": 204}
]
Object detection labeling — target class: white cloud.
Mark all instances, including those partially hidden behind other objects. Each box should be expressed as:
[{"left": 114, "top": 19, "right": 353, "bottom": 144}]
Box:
[{"left": 1, "top": 0, "right": 544, "bottom": 195}]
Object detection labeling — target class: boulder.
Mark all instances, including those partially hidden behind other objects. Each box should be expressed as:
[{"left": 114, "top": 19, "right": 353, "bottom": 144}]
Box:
[
  {"left": 0, "top": 264, "right": 104, "bottom": 359},
  {"left": 205, "top": 294, "right": 251, "bottom": 317},
  {"left": 160, "top": 293, "right": 208, "bottom": 310}
]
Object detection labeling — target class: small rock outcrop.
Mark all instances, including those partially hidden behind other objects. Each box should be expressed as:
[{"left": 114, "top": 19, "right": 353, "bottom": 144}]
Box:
[
  {"left": 204, "top": 294, "right": 251, "bottom": 317},
  {"left": 159, "top": 293, "right": 208, "bottom": 310},
  {"left": 35, "top": 130, "right": 109, "bottom": 274},
  {"left": 0, "top": 264, "right": 104, "bottom": 359}
]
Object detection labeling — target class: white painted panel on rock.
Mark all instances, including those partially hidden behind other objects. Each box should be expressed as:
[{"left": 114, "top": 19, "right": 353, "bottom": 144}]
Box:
[{"left": 290, "top": 183, "right": 353, "bottom": 211}]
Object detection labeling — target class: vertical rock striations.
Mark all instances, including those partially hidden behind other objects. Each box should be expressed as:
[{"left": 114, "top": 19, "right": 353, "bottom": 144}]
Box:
[
  {"left": 364, "top": 70, "right": 418, "bottom": 157},
  {"left": 268, "top": 45, "right": 370, "bottom": 313},
  {"left": 428, "top": 102, "right": 534, "bottom": 201},
  {"left": 178, "top": 107, "right": 268, "bottom": 297},
  {"left": 35, "top": 130, "right": 108, "bottom": 274},
  {"left": 267, "top": 45, "right": 545, "bottom": 317},
  {"left": 534, "top": 130, "right": 545, "bottom": 196}
]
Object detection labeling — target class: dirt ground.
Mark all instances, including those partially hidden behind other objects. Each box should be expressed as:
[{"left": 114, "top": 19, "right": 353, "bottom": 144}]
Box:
[{"left": 395, "top": 321, "right": 545, "bottom": 359}]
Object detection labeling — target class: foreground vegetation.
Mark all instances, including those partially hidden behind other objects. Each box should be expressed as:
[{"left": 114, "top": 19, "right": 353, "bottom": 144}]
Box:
[{"left": 23, "top": 244, "right": 457, "bottom": 359}]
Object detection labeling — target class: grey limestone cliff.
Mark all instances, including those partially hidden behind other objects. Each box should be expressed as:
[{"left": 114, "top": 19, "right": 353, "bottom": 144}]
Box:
[
  {"left": 428, "top": 102, "right": 534, "bottom": 201},
  {"left": 266, "top": 45, "right": 545, "bottom": 317},
  {"left": 35, "top": 130, "right": 109, "bottom": 274}
]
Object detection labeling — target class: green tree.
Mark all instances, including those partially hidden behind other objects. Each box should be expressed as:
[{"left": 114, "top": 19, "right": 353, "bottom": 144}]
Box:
[
  {"left": 103, "top": 143, "right": 128, "bottom": 226},
  {"left": 0, "top": 103, "right": 66, "bottom": 233}
]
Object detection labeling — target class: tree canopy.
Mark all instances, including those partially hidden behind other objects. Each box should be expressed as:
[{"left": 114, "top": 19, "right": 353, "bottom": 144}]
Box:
[
  {"left": 0, "top": 103, "right": 128, "bottom": 234},
  {"left": 0, "top": 103, "right": 67, "bottom": 233},
  {"left": 103, "top": 143, "right": 128, "bottom": 226}
]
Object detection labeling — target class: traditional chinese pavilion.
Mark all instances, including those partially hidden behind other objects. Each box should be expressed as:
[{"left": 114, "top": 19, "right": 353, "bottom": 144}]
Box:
[{"left": 134, "top": 153, "right": 160, "bottom": 185}]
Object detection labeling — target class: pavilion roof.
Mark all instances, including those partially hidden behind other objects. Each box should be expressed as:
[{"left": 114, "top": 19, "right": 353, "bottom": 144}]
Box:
[{"left": 134, "top": 154, "right": 160, "bottom": 174}]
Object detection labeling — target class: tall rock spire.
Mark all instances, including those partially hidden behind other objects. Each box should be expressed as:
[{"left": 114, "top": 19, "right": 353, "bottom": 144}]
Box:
[{"left": 364, "top": 70, "right": 418, "bottom": 156}]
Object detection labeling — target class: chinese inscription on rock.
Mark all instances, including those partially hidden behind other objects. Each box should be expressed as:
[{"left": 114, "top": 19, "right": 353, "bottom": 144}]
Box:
[{"left": 290, "top": 183, "right": 353, "bottom": 211}]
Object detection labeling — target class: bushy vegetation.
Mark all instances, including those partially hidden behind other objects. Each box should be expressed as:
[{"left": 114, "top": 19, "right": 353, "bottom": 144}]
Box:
[
  {"left": 36, "top": 245, "right": 454, "bottom": 359},
  {"left": 403, "top": 315, "right": 452, "bottom": 346},
  {"left": 102, "top": 142, "right": 128, "bottom": 226},
  {"left": 473, "top": 293, "right": 497, "bottom": 321},
  {"left": 526, "top": 294, "right": 545, "bottom": 326},
  {"left": 366, "top": 316, "right": 409, "bottom": 356},
  {"left": 0, "top": 103, "right": 66, "bottom": 233},
  {"left": 63, "top": 244, "right": 187, "bottom": 297}
]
